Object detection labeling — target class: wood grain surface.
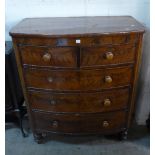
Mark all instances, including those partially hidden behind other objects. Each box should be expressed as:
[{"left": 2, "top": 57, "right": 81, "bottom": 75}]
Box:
[
  {"left": 10, "top": 16, "right": 145, "bottom": 142},
  {"left": 33, "top": 111, "right": 126, "bottom": 134},
  {"left": 28, "top": 87, "right": 130, "bottom": 113},
  {"left": 24, "top": 67, "right": 133, "bottom": 91},
  {"left": 10, "top": 16, "right": 145, "bottom": 37}
]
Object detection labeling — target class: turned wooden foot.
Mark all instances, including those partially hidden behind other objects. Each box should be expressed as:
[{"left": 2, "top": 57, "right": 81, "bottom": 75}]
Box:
[
  {"left": 118, "top": 130, "right": 128, "bottom": 140},
  {"left": 34, "top": 133, "right": 44, "bottom": 144}
]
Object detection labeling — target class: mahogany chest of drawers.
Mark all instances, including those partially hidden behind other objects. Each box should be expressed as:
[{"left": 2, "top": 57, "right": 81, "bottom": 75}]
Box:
[{"left": 10, "top": 16, "right": 145, "bottom": 143}]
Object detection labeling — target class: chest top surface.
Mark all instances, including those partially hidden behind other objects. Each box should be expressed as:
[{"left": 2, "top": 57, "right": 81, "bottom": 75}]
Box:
[{"left": 10, "top": 16, "right": 145, "bottom": 37}]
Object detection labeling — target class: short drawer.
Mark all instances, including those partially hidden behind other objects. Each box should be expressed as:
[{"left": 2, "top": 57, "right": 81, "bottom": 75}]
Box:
[
  {"left": 33, "top": 111, "right": 126, "bottom": 134},
  {"left": 19, "top": 46, "right": 78, "bottom": 68},
  {"left": 29, "top": 87, "right": 130, "bottom": 113},
  {"left": 81, "top": 44, "right": 136, "bottom": 67},
  {"left": 24, "top": 67, "right": 133, "bottom": 91}
]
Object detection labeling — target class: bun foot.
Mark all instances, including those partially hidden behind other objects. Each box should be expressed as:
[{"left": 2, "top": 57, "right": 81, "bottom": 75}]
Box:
[
  {"left": 34, "top": 133, "right": 44, "bottom": 144},
  {"left": 118, "top": 130, "right": 128, "bottom": 140}
]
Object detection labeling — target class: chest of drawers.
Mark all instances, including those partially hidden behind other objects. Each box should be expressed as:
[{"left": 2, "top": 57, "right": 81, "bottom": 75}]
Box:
[{"left": 10, "top": 16, "right": 145, "bottom": 143}]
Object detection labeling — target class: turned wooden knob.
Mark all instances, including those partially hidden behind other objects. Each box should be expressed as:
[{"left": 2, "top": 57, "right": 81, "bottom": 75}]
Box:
[
  {"left": 51, "top": 121, "right": 58, "bottom": 128},
  {"left": 42, "top": 53, "right": 51, "bottom": 62},
  {"left": 105, "top": 76, "right": 112, "bottom": 83},
  {"left": 103, "top": 121, "right": 109, "bottom": 127},
  {"left": 105, "top": 52, "right": 114, "bottom": 60},
  {"left": 50, "top": 100, "right": 56, "bottom": 105},
  {"left": 48, "top": 77, "right": 53, "bottom": 83},
  {"left": 104, "top": 99, "right": 111, "bottom": 106}
]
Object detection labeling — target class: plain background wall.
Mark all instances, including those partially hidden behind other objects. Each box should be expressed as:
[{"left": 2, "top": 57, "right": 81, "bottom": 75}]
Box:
[
  {"left": 6, "top": 0, "right": 150, "bottom": 40},
  {"left": 5, "top": 0, "right": 150, "bottom": 124}
]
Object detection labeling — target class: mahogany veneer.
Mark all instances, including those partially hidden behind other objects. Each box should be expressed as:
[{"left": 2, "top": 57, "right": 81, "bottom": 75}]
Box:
[{"left": 10, "top": 16, "right": 145, "bottom": 143}]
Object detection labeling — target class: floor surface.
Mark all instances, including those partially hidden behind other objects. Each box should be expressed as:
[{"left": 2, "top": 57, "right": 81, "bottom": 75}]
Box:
[{"left": 5, "top": 122, "right": 150, "bottom": 155}]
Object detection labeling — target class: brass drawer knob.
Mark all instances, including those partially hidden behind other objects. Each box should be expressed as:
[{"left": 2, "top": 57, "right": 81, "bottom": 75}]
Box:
[
  {"left": 42, "top": 53, "right": 51, "bottom": 62},
  {"left": 105, "top": 52, "right": 114, "bottom": 60},
  {"left": 103, "top": 121, "right": 109, "bottom": 127},
  {"left": 75, "top": 113, "right": 80, "bottom": 116},
  {"left": 104, "top": 99, "right": 111, "bottom": 106},
  {"left": 51, "top": 120, "right": 58, "bottom": 128},
  {"left": 48, "top": 77, "right": 53, "bottom": 83},
  {"left": 50, "top": 100, "right": 56, "bottom": 105},
  {"left": 105, "top": 76, "right": 112, "bottom": 83}
]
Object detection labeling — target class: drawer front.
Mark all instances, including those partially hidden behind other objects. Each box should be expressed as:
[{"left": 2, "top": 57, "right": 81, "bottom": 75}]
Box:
[
  {"left": 24, "top": 67, "right": 133, "bottom": 91},
  {"left": 19, "top": 46, "right": 78, "bottom": 68},
  {"left": 16, "top": 34, "right": 138, "bottom": 47},
  {"left": 29, "top": 88, "right": 129, "bottom": 113},
  {"left": 81, "top": 44, "right": 136, "bottom": 67},
  {"left": 33, "top": 111, "right": 126, "bottom": 133}
]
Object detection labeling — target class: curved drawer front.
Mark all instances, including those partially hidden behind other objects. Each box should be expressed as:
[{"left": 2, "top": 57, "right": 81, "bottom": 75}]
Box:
[
  {"left": 81, "top": 44, "right": 136, "bottom": 67},
  {"left": 20, "top": 46, "right": 78, "bottom": 68},
  {"left": 24, "top": 67, "right": 133, "bottom": 91},
  {"left": 33, "top": 111, "right": 126, "bottom": 133},
  {"left": 16, "top": 33, "right": 138, "bottom": 47},
  {"left": 29, "top": 88, "right": 129, "bottom": 113}
]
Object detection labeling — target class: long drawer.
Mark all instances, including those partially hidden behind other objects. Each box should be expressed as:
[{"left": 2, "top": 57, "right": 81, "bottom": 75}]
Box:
[
  {"left": 33, "top": 111, "right": 127, "bottom": 134},
  {"left": 16, "top": 34, "right": 138, "bottom": 47},
  {"left": 29, "top": 87, "right": 130, "bottom": 113},
  {"left": 24, "top": 66, "right": 133, "bottom": 91}
]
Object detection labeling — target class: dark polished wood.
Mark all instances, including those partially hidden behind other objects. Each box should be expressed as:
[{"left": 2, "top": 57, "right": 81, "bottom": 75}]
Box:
[
  {"left": 33, "top": 111, "right": 126, "bottom": 134},
  {"left": 19, "top": 46, "right": 78, "bottom": 68},
  {"left": 10, "top": 16, "right": 145, "bottom": 143},
  {"left": 80, "top": 44, "right": 136, "bottom": 67},
  {"left": 14, "top": 34, "right": 139, "bottom": 47},
  {"left": 24, "top": 67, "right": 133, "bottom": 91},
  {"left": 28, "top": 87, "right": 130, "bottom": 113},
  {"left": 9, "top": 16, "right": 145, "bottom": 37}
]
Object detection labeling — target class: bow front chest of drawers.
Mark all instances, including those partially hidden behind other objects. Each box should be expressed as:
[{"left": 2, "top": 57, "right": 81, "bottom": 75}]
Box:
[{"left": 10, "top": 16, "right": 145, "bottom": 143}]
